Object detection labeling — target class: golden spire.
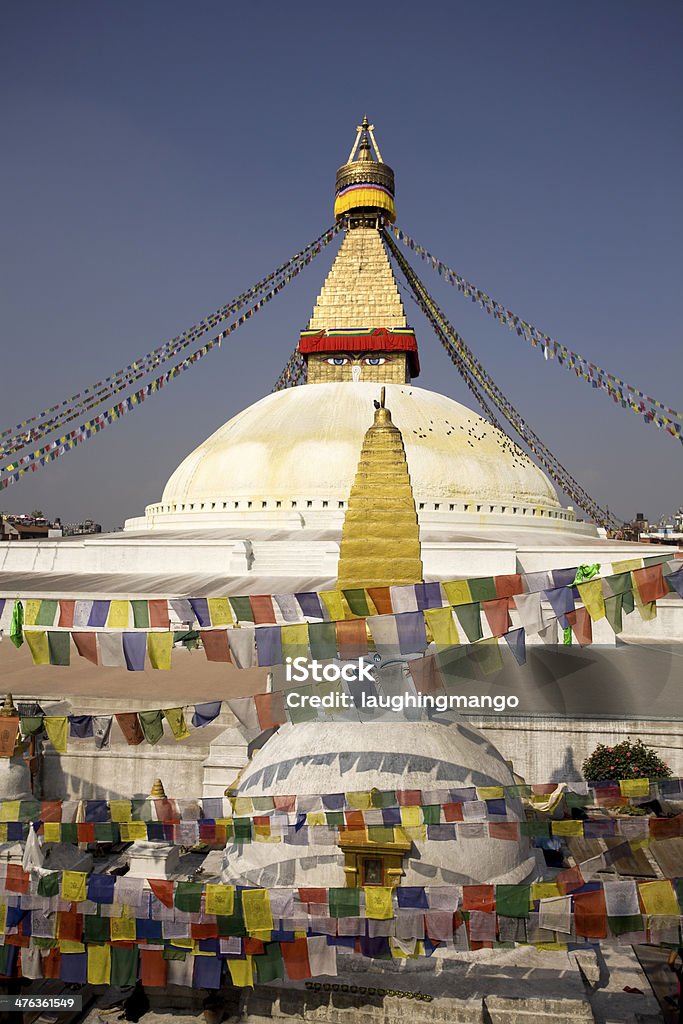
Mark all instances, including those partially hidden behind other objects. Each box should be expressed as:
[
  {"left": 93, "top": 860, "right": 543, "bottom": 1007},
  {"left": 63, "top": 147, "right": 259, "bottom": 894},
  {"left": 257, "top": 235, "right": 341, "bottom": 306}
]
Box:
[
  {"left": 337, "top": 388, "right": 423, "bottom": 590},
  {"left": 150, "top": 778, "right": 167, "bottom": 798},
  {"left": 0, "top": 693, "right": 17, "bottom": 717}
]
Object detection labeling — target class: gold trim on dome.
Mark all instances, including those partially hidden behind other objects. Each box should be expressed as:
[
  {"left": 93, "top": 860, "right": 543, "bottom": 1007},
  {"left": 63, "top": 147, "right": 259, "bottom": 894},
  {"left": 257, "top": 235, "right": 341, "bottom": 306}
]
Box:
[{"left": 336, "top": 388, "right": 423, "bottom": 590}]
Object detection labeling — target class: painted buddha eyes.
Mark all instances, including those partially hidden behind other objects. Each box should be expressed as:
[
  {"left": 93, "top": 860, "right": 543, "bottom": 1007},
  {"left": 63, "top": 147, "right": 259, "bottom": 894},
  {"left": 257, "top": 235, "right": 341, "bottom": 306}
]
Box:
[{"left": 325, "top": 356, "right": 389, "bottom": 366}]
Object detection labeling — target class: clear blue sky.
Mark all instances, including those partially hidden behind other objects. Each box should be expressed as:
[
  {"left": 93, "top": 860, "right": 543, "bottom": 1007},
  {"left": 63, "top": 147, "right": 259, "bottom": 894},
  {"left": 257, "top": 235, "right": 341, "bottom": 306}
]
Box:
[{"left": 1, "top": 0, "right": 681, "bottom": 529}]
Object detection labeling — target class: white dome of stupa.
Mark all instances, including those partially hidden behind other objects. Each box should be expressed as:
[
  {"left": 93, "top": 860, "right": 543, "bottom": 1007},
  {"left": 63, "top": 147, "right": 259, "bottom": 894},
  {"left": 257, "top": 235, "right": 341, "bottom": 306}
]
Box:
[
  {"left": 146, "top": 382, "right": 567, "bottom": 527},
  {"left": 221, "top": 719, "right": 540, "bottom": 888}
]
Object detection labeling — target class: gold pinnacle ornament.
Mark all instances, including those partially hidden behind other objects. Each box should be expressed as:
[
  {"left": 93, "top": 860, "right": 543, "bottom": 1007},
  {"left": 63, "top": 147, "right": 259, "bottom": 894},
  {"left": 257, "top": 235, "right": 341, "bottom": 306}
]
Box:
[
  {"left": 150, "top": 778, "right": 167, "bottom": 798},
  {"left": 337, "top": 388, "right": 423, "bottom": 590}
]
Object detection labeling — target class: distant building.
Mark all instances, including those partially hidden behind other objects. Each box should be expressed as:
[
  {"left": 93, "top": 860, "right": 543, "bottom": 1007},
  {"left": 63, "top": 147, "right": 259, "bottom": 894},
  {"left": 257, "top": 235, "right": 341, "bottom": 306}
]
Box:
[{"left": 0, "top": 513, "right": 101, "bottom": 541}]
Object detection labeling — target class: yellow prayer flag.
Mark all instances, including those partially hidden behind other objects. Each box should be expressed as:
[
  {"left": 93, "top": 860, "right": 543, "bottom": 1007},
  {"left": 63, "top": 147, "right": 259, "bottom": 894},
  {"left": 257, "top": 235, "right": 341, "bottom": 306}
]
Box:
[
  {"left": 0, "top": 824, "right": 7, "bottom": 843},
  {"left": 424, "top": 606, "right": 459, "bottom": 645},
  {"left": 205, "top": 884, "right": 235, "bottom": 917},
  {"left": 44, "top": 717, "right": 68, "bottom": 753},
  {"left": 25, "top": 630, "right": 50, "bottom": 665},
  {"left": 476, "top": 786, "right": 504, "bottom": 800},
  {"left": 319, "top": 590, "right": 347, "bottom": 621},
  {"left": 59, "top": 940, "right": 85, "bottom": 954},
  {"left": 110, "top": 907, "right": 137, "bottom": 942},
  {"left": 147, "top": 631, "right": 173, "bottom": 669},
  {"left": 347, "top": 791, "right": 372, "bottom": 810},
  {"left": 207, "top": 597, "right": 233, "bottom": 626},
  {"left": 633, "top": 584, "right": 657, "bottom": 621},
  {"left": 577, "top": 579, "right": 606, "bottom": 621},
  {"left": 24, "top": 599, "right": 42, "bottom": 626},
  {"left": 163, "top": 708, "right": 190, "bottom": 740},
  {"left": 61, "top": 870, "right": 87, "bottom": 902},
  {"left": 0, "top": 904, "right": 6, "bottom": 934},
  {"left": 109, "top": 800, "right": 133, "bottom": 823},
  {"left": 638, "top": 881, "right": 679, "bottom": 916},
  {"left": 43, "top": 822, "right": 60, "bottom": 843},
  {"left": 612, "top": 558, "right": 641, "bottom": 574},
  {"left": 228, "top": 957, "right": 254, "bottom": 987},
  {"left": 532, "top": 883, "right": 561, "bottom": 901},
  {"left": 120, "top": 822, "right": 147, "bottom": 841},
  {"left": 87, "top": 943, "right": 111, "bottom": 985},
  {"left": 0, "top": 800, "right": 21, "bottom": 823},
  {"left": 281, "top": 623, "right": 309, "bottom": 652},
  {"left": 232, "top": 797, "right": 253, "bottom": 816},
  {"left": 402, "top": 824, "right": 427, "bottom": 841},
  {"left": 443, "top": 580, "right": 472, "bottom": 606},
  {"left": 306, "top": 811, "right": 326, "bottom": 826},
  {"left": 619, "top": 778, "right": 650, "bottom": 797},
  {"left": 170, "top": 938, "right": 193, "bottom": 950},
  {"left": 551, "top": 820, "right": 585, "bottom": 836},
  {"left": 242, "top": 888, "right": 273, "bottom": 933},
  {"left": 364, "top": 886, "right": 394, "bottom": 920},
  {"left": 107, "top": 601, "right": 130, "bottom": 628},
  {"left": 400, "top": 806, "right": 422, "bottom": 827}
]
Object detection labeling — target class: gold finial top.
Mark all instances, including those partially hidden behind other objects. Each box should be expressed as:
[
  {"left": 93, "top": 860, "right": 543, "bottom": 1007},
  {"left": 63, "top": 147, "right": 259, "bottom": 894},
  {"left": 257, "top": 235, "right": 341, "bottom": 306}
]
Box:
[
  {"left": 0, "top": 693, "right": 17, "bottom": 717},
  {"left": 150, "top": 778, "right": 167, "bottom": 798}
]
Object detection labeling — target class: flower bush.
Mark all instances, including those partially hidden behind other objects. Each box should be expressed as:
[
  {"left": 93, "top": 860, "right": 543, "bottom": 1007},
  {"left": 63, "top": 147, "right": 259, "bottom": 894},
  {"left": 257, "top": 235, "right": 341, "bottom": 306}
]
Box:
[{"left": 581, "top": 738, "right": 672, "bottom": 781}]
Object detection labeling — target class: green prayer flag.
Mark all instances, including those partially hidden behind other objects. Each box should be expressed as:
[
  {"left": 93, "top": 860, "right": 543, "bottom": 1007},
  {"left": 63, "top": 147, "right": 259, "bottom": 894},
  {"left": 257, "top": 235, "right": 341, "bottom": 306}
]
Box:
[
  {"left": 131, "top": 601, "right": 150, "bottom": 628},
  {"left": 495, "top": 884, "right": 530, "bottom": 919},
  {"left": 216, "top": 889, "right": 245, "bottom": 937},
  {"left": 285, "top": 685, "right": 318, "bottom": 723},
  {"left": 455, "top": 603, "right": 483, "bottom": 643},
  {"left": 138, "top": 710, "right": 164, "bottom": 744},
  {"left": 371, "top": 790, "right": 398, "bottom": 808},
  {"left": 36, "top": 599, "right": 58, "bottom": 626},
  {"left": 61, "top": 823, "right": 78, "bottom": 844},
  {"left": 325, "top": 810, "right": 344, "bottom": 827},
  {"left": 308, "top": 622, "right": 337, "bottom": 660},
  {"left": 329, "top": 887, "right": 360, "bottom": 918},
  {"left": 10, "top": 600, "right": 24, "bottom": 648},
  {"left": 255, "top": 942, "right": 284, "bottom": 983},
  {"left": 48, "top": 631, "right": 71, "bottom": 666},
  {"left": 20, "top": 716, "right": 44, "bottom": 737},
  {"left": 94, "top": 822, "right": 119, "bottom": 843},
  {"left": 573, "top": 564, "right": 600, "bottom": 583},
  {"left": 622, "top": 588, "right": 635, "bottom": 615},
  {"left": 84, "top": 911, "right": 110, "bottom": 942},
  {"left": 163, "top": 946, "right": 187, "bottom": 961},
  {"left": 37, "top": 871, "right": 60, "bottom": 897},
  {"left": 563, "top": 627, "right": 573, "bottom": 646},
  {"left": 19, "top": 799, "right": 40, "bottom": 821},
  {"left": 521, "top": 821, "right": 550, "bottom": 837},
  {"left": 229, "top": 596, "right": 254, "bottom": 623},
  {"left": 422, "top": 805, "right": 440, "bottom": 825},
  {"left": 608, "top": 914, "right": 644, "bottom": 936},
  {"left": 111, "top": 945, "right": 139, "bottom": 987},
  {"left": 342, "top": 589, "right": 370, "bottom": 616},
  {"left": 603, "top": 572, "right": 631, "bottom": 596},
  {"left": 174, "top": 881, "right": 203, "bottom": 913},
  {"left": 468, "top": 577, "right": 497, "bottom": 602},
  {"left": 604, "top": 594, "right": 623, "bottom": 634},
  {"left": 132, "top": 798, "right": 152, "bottom": 820},
  {"left": 233, "top": 817, "right": 252, "bottom": 843}
]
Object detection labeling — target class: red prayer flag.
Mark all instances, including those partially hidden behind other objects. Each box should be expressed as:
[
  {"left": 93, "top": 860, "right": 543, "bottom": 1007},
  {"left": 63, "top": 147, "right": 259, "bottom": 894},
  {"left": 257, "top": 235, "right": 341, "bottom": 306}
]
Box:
[
  {"left": 72, "top": 632, "right": 98, "bottom": 665},
  {"left": 243, "top": 937, "right": 265, "bottom": 955},
  {"left": 249, "top": 595, "right": 277, "bottom": 625},
  {"left": 574, "top": 890, "right": 608, "bottom": 938},
  {"left": 298, "top": 888, "right": 327, "bottom": 904},
  {"left": 488, "top": 821, "right": 520, "bottom": 841},
  {"left": 483, "top": 598, "right": 511, "bottom": 636},
  {"left": 148, "top": 600, "right": 170, "bottom": 629},
  {"left": 462, "top": 884, "right": 495, "bottom": 912},
  {"left": 41, "top": 801, "right": 63, "bottom": 822},
  {"left": 408, "top": 654, "right": 443, "bottom": 694},
  {"left": 58, "top": 600, "right": 75, "bottom": 628},
  {"left": 254, "top": 691, "right": 287, "bottom": 731},
  {"left": 633, "top": 565, "right": 668, "bottom": 603},
  {"left": 201, "top": 630, "right": 232, "bottom": 663},
  {"left": 556, "top": 865, "right": 585, "bottom": 894},
  {"left": 494, "top": 574, "right": 523, "bottom": 599},
  {"left": 566, "top": 607, "right": 592, "bottom": 646},
  {"left": 396, "top": 790, "right": 422, "bottom": 806},
  {"left": 115, "top": 713, "right": 144, "bottom": 746},
  {"left": 273, "top": 795, "right": 296, "bottom": 812},
  {"left": 140, "top": 948, "right": 167, "bottom": 987},
  {"left": 367, "top": 587, "right": 393, "bottom": 615},
  {"left": 76, "top": 823, "right": 95, "bottom": 843},
  {"left": 6, "top": 865, "right": 29, "bottom": 894},
  {"left": 649, "top": 816, "right": 682, "bottom": 839},
  {"left": 281, "top": 936, "right": 311, "bottom": 980},
  {"left": 191, "top": 922, "right": 219, "bottom": 940},
  {"left": 443, "top": 802, "right": 464, "bottom": 822},
  {"left": 42, "top": 948, "right": 61, "bottom": 978},
  {"left": 56, "top": 910, "right": 83, "bottom": 941},
  {"left": 148, "top": 879, "right": 174, "bottom": 908},
  {"left": 336, "top": 619, "right": 368, "bottom": 659},
  {"left": 344, "top": 810, "right": 365, "bottom": 831}
]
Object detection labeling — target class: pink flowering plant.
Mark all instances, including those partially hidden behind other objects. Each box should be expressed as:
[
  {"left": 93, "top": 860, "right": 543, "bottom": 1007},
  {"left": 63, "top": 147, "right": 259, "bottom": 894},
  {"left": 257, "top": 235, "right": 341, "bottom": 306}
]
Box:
[{"left": 582, "top": 738, "right": 672, "bottom": 781}]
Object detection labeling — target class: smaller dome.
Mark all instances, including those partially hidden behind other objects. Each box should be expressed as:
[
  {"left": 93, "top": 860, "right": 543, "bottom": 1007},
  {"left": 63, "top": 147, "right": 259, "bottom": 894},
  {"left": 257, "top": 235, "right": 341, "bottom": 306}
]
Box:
[{"left": 222, "top": 720, "right": 539, "bottom": 888}]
